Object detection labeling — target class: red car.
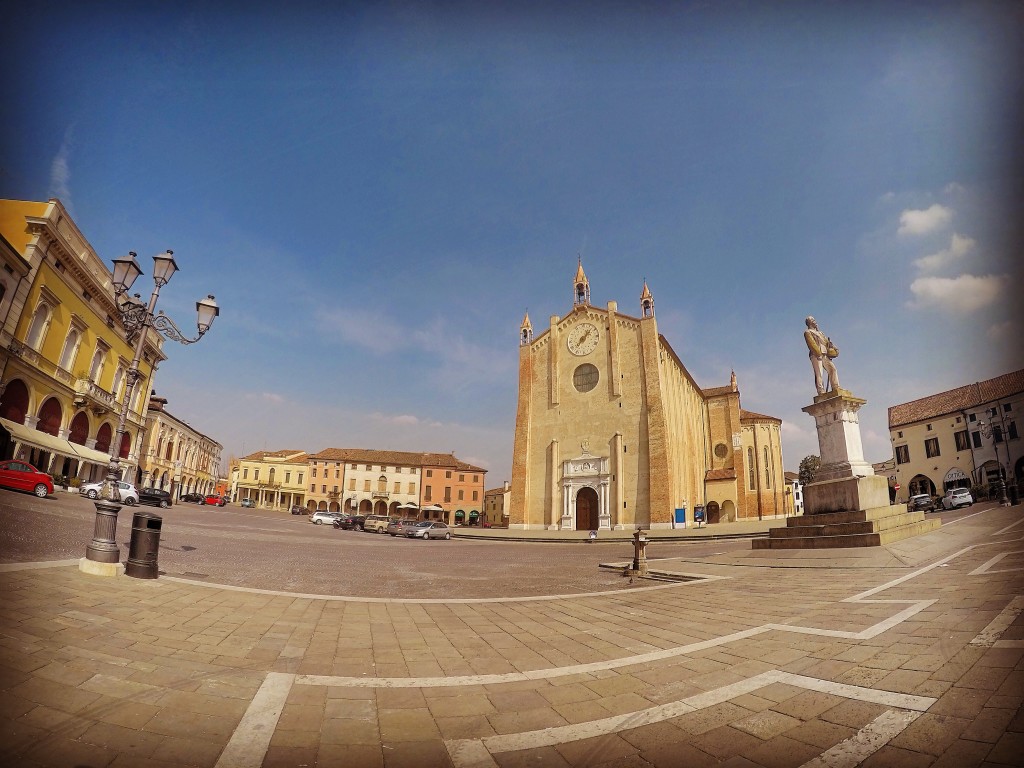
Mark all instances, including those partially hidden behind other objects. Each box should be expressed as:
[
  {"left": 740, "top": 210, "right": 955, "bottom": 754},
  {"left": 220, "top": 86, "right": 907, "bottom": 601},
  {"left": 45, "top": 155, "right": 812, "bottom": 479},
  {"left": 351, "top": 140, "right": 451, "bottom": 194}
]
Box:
[
  {"left": 204, "top": 494, "right": 227, "bottom": 507},
  {"left": 0, "top": 460, "right": 54, "bottom": 498}
]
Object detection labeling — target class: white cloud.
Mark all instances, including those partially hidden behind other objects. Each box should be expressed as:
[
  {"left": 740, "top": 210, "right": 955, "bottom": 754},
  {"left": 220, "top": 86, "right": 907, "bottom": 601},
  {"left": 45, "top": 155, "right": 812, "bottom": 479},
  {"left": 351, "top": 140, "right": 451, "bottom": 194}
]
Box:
[
  {"left": 49, "top": 126, "right": 75, "bottom": 206},
  {"left": 907, "top": 273, "right": 1007, "bottom": 313},
  {"left": 898, "top": 204, "right": 952, "bottom": 236},
  {"left": 987, "top": 320, "right": 1015, "bottom": 341},
  {"left": 369, "top": 412, "right": 442, "bottom": 428},
  {"left": 912, "top": 233, "right": 975, "bottom": 273}
]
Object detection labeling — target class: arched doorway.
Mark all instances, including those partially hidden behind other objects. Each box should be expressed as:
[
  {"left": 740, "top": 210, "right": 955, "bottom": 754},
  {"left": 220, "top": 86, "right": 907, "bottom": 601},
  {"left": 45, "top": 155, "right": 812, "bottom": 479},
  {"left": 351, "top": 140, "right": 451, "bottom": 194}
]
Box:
[
  {"left": 95, "top": 423, "right": 112, "bottom": 454},
  {"left": 0, "top": 379, "right": 30, "bottom": 423},
  {"left": 575, "top": 487, "right": 599, "bottom": 530},
  {"left": 374, "top": 500, "right": 387, "bottom": 515},
  {"left": 359, "top": 499, "right": 372, "bottom": 513},
  {"left": 706, "top": 501, "right": 721, "bottom": 524},
  {"left": 908, "top": 474, "right": 937, "bottom": 497},
  {"left": 68, "top": 412, "right": 89, "bottom": 445},
  {"left": 37, "top": 397, "right": 62, "bottom": 436}
]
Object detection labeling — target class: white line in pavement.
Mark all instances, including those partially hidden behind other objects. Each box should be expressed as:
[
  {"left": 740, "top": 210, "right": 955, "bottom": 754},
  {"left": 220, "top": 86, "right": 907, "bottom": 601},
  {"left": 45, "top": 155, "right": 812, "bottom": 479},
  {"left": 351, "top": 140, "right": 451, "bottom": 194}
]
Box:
[
  {"left": 970, "top": 595, "right": 1024, "bottom": 647},
  {"left": 443, "top": 670, "right": 935, "bottom": 768},
  {"left": 159, "top": 573, "right": 709, "bottom": 603},
  {"left": 969, "top": 551, "right": 1023, "bottom": 576},
  {"left": 799, "top": 709, "right": 923, "bottom": 768},
  {"left": 214, "top": 671, "right": 294, "bottom": 768},
  {"left": 993, "top": 517, "right": 1024, "bottom": 536}
]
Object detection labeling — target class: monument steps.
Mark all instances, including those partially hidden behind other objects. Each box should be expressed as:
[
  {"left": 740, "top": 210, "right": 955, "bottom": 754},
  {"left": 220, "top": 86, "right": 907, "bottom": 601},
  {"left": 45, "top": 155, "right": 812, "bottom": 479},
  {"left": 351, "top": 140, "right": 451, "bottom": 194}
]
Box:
[{"left": 753, "top": 509, "right": 939, "bottom": 549}]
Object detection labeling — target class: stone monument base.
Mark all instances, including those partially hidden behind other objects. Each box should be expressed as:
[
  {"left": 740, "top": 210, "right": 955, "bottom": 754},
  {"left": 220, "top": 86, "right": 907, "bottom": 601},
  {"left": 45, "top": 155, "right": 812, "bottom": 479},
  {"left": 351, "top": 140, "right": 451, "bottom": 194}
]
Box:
[
  {"left": 803, "top": 474, "right": 890, "bottom": 515},
  {"left": 752, "top": 505, "right": 940, "bottom": 549}
]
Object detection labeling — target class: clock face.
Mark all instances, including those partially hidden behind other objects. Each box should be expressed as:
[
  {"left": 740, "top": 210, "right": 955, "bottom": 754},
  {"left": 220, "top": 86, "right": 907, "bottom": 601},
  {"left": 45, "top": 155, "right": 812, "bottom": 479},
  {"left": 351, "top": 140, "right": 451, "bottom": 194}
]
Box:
[{"left": 567, "top": 322, "right": 599, "bottom": 356}]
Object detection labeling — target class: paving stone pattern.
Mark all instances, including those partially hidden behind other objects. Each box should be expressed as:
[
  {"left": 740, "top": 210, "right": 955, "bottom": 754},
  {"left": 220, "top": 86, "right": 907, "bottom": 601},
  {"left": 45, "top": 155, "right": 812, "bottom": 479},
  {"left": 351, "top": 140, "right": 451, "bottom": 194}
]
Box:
[{"left": 0, "top": 497, "right": 1022, "bottom": 767}]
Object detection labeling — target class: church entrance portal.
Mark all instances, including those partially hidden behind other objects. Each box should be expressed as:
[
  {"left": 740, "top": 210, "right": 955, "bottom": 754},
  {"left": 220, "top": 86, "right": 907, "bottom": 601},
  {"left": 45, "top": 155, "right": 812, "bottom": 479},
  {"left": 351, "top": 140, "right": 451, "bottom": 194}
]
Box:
[{"left": 576, "top": 487, "right": 599, "bottom": 530}]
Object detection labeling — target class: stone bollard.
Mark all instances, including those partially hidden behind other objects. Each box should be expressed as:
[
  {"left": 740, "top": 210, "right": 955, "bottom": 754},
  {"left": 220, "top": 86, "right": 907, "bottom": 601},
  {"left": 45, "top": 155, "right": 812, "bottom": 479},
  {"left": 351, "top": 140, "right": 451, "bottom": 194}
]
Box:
[{"left": 631, "top": 528, "right": 649, "bottom": 576}]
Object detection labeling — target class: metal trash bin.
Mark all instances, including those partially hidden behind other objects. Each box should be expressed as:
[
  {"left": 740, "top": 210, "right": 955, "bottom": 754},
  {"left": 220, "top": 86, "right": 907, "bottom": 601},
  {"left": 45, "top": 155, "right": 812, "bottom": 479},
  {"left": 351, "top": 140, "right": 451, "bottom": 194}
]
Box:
[
  {"left": 125, "top": 512, "right": 163, "bottom": 579},
  {"left": 1009, "top": 484, "right": 1020, "bottom": 506}
]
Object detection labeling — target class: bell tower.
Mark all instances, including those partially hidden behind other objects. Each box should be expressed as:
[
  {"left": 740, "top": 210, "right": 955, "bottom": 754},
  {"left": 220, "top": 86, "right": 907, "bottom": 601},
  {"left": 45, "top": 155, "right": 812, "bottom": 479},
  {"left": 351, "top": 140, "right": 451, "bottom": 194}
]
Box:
[
  {"left": 573, "top": 257, "right": 590, "bottom": 307},
  {"left": 520, "top": 312, "right": 533, "bottom": 346},
  {"left": 640, "top": 280, "right": 654, "bottom": 318}
]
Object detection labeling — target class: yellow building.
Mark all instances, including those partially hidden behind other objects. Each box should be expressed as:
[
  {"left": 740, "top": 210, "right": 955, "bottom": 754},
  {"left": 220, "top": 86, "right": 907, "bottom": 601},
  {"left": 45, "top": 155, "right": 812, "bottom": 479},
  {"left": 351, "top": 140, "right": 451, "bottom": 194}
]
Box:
[
  {"left": 236, "top": 450, "right": 308, "bottom": 510},
  {"left": 140, "top": 393, "right": 222, "bottom": 498},
  {"left": 0, "top": 199, "right": 164, "bottom": 483},
  {"left": 510, "top": 262, "right": 784, "bottom": 529}
]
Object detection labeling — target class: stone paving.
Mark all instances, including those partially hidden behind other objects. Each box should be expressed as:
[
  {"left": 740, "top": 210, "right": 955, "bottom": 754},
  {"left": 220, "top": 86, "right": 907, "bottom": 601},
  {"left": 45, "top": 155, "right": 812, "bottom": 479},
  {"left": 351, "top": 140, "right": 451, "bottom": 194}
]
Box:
[{"left": 0, "top": 503, "right": 1022, "bottom": 767}]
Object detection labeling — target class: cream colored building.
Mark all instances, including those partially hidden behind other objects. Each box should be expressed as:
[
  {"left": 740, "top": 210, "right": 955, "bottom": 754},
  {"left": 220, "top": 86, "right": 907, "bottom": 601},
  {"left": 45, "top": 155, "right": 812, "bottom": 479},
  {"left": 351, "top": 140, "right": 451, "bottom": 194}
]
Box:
[
  {"left": 307, "top": 449, "right": 423, "bottom": 514},
  {"left": 139, "top": 393, "right": 222, "bottom": 497},
  {"left": 236, "top": 450, "right": 308, "bottom": 510},
  {"left": 510, "top": 262, "right": 785, "bottom": 530},
  {"left": 889, "top": 369, "right": 1023, "bottom": 500}
]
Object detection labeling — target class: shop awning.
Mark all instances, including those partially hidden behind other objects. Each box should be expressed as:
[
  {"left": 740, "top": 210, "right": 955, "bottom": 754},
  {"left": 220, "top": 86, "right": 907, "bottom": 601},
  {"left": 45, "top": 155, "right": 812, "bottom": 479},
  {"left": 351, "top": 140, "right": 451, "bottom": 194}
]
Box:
[
  {"left": 454, "top": 510, "right": 465, "bottom": 517},
  {"left": 0, "top": 417, "right": 80, "bottom": 459},
  {"left": 70, "top": 442, "right": 116, "bottom": 466}
]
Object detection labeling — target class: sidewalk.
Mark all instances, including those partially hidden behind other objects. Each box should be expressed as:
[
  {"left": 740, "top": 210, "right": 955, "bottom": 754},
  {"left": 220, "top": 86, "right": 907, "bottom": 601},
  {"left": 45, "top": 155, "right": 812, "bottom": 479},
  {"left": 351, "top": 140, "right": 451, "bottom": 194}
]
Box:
[{"left": 0, "top": 504, "right": 1021, "bottom": 767}]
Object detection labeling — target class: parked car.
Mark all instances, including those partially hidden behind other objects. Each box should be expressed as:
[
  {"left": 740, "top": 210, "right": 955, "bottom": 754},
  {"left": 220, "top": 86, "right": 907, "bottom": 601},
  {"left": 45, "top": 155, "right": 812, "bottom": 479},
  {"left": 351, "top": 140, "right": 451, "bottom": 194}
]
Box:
[
  {"left": 310, "top": 511, "right": 342, "bottom": 525},
  {"left": 138, "top": 487, "right": 173, "bottom": 508},
  {"left": 386, "top": 518, "right": 419, "bottom": 536},
  {"left": 204, "top": 494, "right": 226, "bottom": 507},
  {"left": 0, "top": 460, "right": 54, "bottom": 498},
  {"left": 404, "top": 521, "right": 451, "bottom": 540},
  {"left": 333, "top": 514, "right": 366, "bottom": 530},
  {"left": 240, "top": 498, "right": 255, "bottom": 508},
  {"left": 181, "top": 492, "right": 205, "bottom": 504},
  {"left": 940, "top": 487, "right": 974, "bottom": 510},
  {"left": 907, "top": 493, "right": 936, "bottom": 513},
  {"left": 79, "top": 480, "right": 139, "bottom": 505},
  {"left": 362, "top": 514, "right": 392, "bottom": 533},
  {"left": 291, "top": 505, "right": 308, "bottom": 515}
]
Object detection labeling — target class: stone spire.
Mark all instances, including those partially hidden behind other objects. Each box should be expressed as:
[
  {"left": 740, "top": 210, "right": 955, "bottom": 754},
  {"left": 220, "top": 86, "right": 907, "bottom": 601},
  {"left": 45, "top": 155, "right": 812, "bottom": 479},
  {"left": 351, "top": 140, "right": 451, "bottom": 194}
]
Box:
[
  {"left": 520, "top": 311, "right": 533, "bottom": 346},
  {"left": 640, "top": 279, "right": 654, "bottom": 318},
  {"left": 730, "top": 370, "right": 737, "bottom": 391},
  {"left": 573, "top": 257, "right": 590, "bottom": 307}
]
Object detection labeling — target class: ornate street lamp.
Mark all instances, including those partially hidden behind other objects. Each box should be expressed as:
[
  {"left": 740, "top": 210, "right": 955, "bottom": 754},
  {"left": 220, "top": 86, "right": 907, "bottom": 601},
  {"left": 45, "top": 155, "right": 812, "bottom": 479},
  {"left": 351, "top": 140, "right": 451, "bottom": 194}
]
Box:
[
  {"left": 978, "top": 419, "right": 1010, "bottom": 507},
  {"left": 82, "top": 250, "right": 219, "bottom": 572}
]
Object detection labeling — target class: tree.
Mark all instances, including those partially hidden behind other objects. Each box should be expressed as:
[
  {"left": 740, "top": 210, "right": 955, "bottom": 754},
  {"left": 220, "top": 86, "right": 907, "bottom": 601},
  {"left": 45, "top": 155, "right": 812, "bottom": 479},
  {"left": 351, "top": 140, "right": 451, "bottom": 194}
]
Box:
[{"left": 798, "top": 455, "right": 820, "bottom": 486}]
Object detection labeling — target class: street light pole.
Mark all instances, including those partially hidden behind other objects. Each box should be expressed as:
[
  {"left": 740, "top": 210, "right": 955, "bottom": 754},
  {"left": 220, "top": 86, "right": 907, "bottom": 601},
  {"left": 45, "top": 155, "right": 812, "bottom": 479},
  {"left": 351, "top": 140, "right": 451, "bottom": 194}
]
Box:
[
  {"left": 82, "top": 251, "right": 219, "bottom": 573},
  {"left": 978, "top": 417, "right": 1011, "bottom": 507}
]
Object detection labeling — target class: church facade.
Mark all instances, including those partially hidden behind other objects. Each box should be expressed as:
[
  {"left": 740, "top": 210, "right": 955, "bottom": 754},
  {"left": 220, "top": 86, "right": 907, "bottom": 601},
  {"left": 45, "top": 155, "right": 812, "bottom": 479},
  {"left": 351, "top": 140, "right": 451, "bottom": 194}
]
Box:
[{"left": 509, "top": 262, "right": 785, "bottom": 530}]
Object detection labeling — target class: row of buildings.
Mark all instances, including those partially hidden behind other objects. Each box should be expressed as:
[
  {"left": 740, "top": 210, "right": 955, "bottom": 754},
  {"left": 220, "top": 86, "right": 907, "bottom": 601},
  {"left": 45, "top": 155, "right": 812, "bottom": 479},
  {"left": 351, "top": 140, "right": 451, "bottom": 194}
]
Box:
[
  {"left": 231, "top": 448, "right": 497, "bottom": 524},
  {"left": 0, "top": 198, "right": 223, "bottom": 497},
  {"left": 888, "top": 369, "right": 1023, "bottom": 501}
]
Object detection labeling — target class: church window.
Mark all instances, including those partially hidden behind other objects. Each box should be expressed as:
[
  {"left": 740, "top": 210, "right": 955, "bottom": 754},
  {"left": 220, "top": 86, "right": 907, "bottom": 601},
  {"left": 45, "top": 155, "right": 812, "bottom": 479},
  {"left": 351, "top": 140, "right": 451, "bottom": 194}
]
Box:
[
  {"left": 747, "top": 448, "right": 755, "bottom": 490},
  {"left": 573, "top": 363, "right": 599, "bottom": 393},
  {"left": 714, "top": 443, "right": 728, "bottom": 459},
  {"left": 764, "top": 446, "right": 771, "bottom": 487}
]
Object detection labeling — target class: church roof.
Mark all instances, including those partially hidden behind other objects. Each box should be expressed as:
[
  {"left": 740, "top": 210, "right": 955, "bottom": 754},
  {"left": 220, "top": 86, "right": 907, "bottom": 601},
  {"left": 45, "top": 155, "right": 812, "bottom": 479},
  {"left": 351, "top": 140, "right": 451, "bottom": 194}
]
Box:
[
  {"left": 706, "top": 468, "right": 737, "bottom": 481},
  {"left": 741, "top": 409, "right": 782, "bottom": 424},
  {"left": 888, "top": 369, "right": 1024, "bottom": 427},
  {"left": 702, "top": 385, "right": 736, "bottom": 398}
]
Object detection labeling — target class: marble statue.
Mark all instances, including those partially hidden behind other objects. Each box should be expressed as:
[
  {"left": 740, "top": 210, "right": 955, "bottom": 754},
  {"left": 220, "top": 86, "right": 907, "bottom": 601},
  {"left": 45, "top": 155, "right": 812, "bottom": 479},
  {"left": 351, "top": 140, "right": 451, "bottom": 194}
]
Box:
[{"left": 804, "top": 316, "right": 839, "bottom": 395}]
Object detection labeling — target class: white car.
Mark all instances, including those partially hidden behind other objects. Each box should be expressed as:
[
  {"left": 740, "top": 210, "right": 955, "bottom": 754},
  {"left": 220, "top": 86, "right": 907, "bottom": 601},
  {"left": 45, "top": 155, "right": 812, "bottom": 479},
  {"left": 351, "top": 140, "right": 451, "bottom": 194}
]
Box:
[
  {"left": 310, "top": 511, "right": 342, "bottom": 525},
  {"left": 940, "top": 487, "right": 973, "bottom": 510},
  {"left": 79, "top": 480, "right": 139, "bottom": 505}
]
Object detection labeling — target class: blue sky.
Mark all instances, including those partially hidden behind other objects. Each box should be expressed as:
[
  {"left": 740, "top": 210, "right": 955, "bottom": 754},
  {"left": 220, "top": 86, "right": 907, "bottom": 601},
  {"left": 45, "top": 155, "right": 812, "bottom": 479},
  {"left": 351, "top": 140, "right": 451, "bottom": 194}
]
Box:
[{"left": 2, "top": 1, "right": 1022, "bottom": 481}]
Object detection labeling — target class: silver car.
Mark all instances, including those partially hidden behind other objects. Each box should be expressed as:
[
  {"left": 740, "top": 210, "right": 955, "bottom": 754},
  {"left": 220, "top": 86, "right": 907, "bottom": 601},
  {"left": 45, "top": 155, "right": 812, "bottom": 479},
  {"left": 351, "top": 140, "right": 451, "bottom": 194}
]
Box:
[
  {"left": 404, "top": 521, "right": 451, "bottom": 540},
  {"left": 79, "top": 480, "right": 139, "bottom": 505},
  {"left": 310, "top": 511, "right": 342, "bottom": 525}
]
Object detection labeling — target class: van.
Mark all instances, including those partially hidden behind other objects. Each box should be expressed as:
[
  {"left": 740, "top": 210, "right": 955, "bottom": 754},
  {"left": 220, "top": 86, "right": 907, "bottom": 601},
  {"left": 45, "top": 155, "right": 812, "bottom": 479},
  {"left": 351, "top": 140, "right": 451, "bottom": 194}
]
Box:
[{"left": 362, "top": 514, "right": 392, "bottom": 533}]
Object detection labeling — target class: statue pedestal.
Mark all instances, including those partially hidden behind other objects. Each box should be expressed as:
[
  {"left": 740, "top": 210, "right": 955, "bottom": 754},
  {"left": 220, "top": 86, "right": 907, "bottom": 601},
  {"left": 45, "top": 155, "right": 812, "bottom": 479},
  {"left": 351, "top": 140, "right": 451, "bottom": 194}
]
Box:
[
  {"left": 801, "top": 390, "right": 889, "bottom": 515},
  {"left": 754, "top": 388, "right": 939, "bottom": 549}
]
